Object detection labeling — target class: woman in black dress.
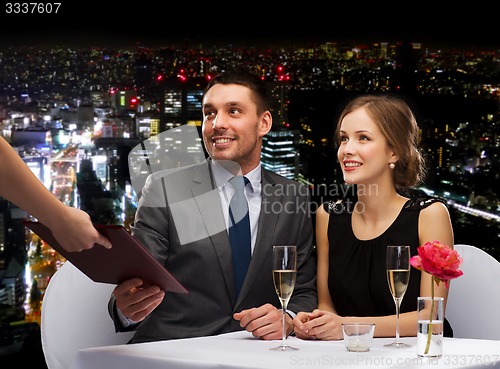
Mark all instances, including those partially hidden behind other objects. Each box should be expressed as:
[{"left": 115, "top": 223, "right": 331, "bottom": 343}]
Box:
[{"left": 293, "top": 95, "right": 454, "bottom": 340}]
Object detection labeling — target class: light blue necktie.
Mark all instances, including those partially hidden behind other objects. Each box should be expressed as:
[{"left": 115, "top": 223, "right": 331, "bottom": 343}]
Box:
[{"left": 228, "top": 176, "right": 251, "bottom": 297}]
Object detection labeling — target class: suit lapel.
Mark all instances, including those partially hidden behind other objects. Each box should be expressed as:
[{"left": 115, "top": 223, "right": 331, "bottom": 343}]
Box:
[
  {"left": 237, "top": 169, "right": 279, "bottom": 303},
  {"left": 191, "top": 161, "right": 236, "bottom": 302}
]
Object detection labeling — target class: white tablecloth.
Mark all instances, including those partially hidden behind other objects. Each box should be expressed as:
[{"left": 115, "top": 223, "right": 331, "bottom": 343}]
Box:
[{"left": 71, "top": 331, "right": 500, "bottom": 369}]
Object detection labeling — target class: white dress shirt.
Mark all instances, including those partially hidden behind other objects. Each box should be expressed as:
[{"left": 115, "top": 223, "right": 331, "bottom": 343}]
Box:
[{"left": 210, "top": 160, "right": 262, "bottom": 255}]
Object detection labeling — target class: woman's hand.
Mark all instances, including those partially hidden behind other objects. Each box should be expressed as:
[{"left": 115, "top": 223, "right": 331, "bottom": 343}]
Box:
[
  {"left": 293, "top": 311, "right": 316, "bottom": 340},
  {"left": 48, "top": 206, "right": 112, "bottom": 251},
  {"left": 293, "top": 309, "right": 344, "bottom": 340}
]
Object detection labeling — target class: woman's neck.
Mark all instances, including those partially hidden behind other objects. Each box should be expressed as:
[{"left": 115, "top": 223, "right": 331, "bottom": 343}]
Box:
[{"left": 355, "top": 185, "right": 407, "bottom": 220}]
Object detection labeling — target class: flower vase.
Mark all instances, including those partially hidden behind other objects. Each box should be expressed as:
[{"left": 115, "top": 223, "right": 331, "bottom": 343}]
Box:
[{"left": 417, "top": 297, "right": 444, "bottom": 357}]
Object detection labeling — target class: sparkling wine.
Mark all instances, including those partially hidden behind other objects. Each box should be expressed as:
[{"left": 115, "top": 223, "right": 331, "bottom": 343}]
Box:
[
  {"left": 384, "top": 245, "right": 412, "bottom": 348},
  {"left": 387, "top": 269, "right": 410, "bottom": 299},
  {"left": 271, "top": 245, "right": 298, "bottom": 351},
  {"left": 273, "top": 269, "right": 297, "bottom": 304}
]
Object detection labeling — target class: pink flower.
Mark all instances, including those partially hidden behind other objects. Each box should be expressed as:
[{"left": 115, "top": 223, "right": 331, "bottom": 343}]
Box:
[{"left": 410, "top": 241, "right": 463, "bottom": 288}]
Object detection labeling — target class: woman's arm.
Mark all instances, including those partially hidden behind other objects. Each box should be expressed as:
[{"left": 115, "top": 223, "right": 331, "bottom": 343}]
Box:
[
  {"left": 0, "top": 136, "right": 111, "bottom": 251},
  {"left": 316, "top": 205, "right": 336, "bottom": 312},
  {"left": 418, "top": 201, "right": 455, "bottom": 311}
]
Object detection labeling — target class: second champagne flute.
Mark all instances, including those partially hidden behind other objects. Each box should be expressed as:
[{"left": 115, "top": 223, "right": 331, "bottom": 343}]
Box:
[
  {"left": 385, "top": 245, "right": 412, "bottom": 348},
  {"left": 270, "top": 245, "right": 298, "bottom": 351}
]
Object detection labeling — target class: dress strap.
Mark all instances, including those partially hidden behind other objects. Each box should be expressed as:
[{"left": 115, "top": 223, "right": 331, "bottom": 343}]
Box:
[
  {"left": 323, "top": 193, "right": 446, "bottom": 214},
  {"left": 403, "top": 195, "right": 447, "bottom": 210}
]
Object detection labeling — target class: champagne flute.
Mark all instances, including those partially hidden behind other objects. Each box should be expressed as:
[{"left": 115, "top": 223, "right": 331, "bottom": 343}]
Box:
[
  {"left": 385, "top": 245, "right": 412, "bottom": 348},
  {"left": 270, "top": 245, "right": 298, "bottom": 351}
]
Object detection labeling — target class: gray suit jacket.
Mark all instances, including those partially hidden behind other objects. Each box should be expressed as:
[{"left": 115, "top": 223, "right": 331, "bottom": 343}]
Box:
[{"left": 109, "top": 159, "right": 317, "bottom": 343}]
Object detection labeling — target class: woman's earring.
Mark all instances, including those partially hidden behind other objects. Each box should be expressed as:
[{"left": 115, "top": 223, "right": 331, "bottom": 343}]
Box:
[{"left": 389, "top": 162, "right": 396, "bottom": 169}]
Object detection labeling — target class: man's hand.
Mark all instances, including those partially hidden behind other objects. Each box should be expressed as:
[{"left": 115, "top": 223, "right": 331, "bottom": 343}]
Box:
[
  {"left": 113, "top": 278, "right": 165, "bottom": 322},
  {"left": 233, "top": 303, "right": 293, "bottom": 340}
]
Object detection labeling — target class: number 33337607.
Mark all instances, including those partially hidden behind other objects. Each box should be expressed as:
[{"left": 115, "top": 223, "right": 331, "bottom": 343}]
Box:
[{"left": 5, "top": 3, "right": 61, "bottom": 14}]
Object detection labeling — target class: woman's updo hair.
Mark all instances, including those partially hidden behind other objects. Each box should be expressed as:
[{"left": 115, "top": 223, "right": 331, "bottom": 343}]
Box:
[{"left": 335, "top": 94, "right": 426, "bottom": 191}]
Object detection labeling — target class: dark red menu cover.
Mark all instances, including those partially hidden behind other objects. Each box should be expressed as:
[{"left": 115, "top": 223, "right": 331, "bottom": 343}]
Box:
[{"left": 24, "top": 220, "right": 188, "bottom": 294}]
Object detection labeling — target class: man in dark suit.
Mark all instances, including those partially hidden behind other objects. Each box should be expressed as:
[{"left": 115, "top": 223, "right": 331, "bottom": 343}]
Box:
[{"left": 109, "top": 67, "right": 317, "bottom": 343}]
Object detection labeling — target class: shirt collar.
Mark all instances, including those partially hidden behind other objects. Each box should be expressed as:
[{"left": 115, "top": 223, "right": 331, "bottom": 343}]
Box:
[{"left": 210, "top": 160, "right": 261, "bottom": 193}]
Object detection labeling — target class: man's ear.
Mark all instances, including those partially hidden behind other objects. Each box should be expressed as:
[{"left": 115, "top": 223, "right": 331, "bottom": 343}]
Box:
[{"left": 258, "top": 111, "right": 272, "bottom": 137}]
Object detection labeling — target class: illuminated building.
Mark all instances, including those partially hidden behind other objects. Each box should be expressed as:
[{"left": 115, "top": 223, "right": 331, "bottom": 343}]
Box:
[{"left": 261, "top": 130, "right": 300, "bottom": 180}]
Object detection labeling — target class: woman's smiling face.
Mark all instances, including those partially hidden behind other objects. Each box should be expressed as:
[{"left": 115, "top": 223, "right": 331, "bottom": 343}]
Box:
[{"left": 337, "top": 106, "right": 395, "bottom": 185}]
